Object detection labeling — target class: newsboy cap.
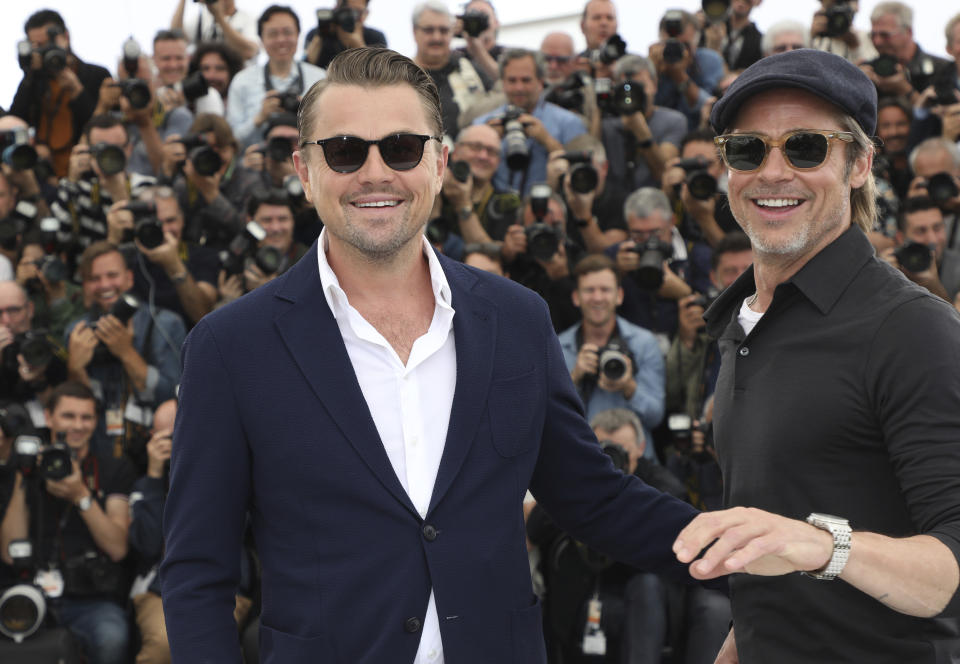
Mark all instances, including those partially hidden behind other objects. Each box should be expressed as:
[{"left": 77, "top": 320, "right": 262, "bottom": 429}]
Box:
[{"left": 710, "top": 49, "right": 878, "bottom": 136}]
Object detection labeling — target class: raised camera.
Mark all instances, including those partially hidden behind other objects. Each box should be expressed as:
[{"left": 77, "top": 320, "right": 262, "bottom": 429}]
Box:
[
  {"left": 823, "top": 3, "right": 854, "bottom": 38},
  {"left": 894, "top": 240, "right": 933, "bottom": 273},
  {"left": 870, "top": 54, "right": 898, "bottom": 78},
  {"left": 630, "top": 236, "right": 674, "bottom": 290},
  {"left": 317, "top": 7, "right": 357, "bottom": 34},
  {"left": 458, "top": 11, "right": 490, "bottom": 38},
  {"left": 450, "top": 159, "right": 471, "bottom": 183},
  {"left": 91, "top": 142, "right": 127, "bottom": 176},
  {"left": 597, "top": 341, "right": 634, "bottom": 381},
  {"left": 563, "top": 152, "right": 599, "bottom": 194},
  {"left": 677, "top": 157, "right": 717, "bottom": 200},
  {"left": 501, "top": 105, "right": 530, "bottom": 172},
  {"left": 0, "top": 128, "right": 38, "bottom": 171},
  {"left": 926, "top": 172, "right": 959, "bottom": 206},
  {"left": 179, "top": 134, "right": 223, "bottom": 176}
]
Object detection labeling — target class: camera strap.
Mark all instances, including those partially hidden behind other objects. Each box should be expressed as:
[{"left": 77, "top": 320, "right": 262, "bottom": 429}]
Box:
[{"left": 263, "top": 62, "right": 305, "bottom": 95}]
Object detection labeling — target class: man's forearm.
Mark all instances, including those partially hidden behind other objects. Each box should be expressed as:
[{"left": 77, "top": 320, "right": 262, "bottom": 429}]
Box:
[
  {"left": 841, "top": 532, "right": 959, "bottom": 618},
  {"left": 172, "top": 272, "right": 215, "bottom": 324},
  {"left": 118, "top": 348, "right": 149, "bottom": 392},
  {"left": 0, "top": 474, "right": 27, "bottom": 565},
  {"left": 136, "top": 121, "right": 165, "bottom": 177},
  {"left": 78, "top": 498, "right": 129, "bottom": 562},
  {"left": 219, "top": 20, "right": 259, "bottom": 62},
  {"left": 171, "top": 0, "right": 186, "bottom": 30}
]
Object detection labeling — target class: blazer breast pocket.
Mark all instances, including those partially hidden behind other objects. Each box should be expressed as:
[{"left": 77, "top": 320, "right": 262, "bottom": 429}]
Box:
[
  {"left": 260, "top": 623, "right": 334, "bottom": 664},
  {"left": 488, "top": 366, "right": 544, "bottom": 458}
]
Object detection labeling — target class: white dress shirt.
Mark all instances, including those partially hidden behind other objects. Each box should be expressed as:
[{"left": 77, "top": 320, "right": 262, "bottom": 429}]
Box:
[{"left": 317, "top": 229, "right": 455, "bottom": 664}]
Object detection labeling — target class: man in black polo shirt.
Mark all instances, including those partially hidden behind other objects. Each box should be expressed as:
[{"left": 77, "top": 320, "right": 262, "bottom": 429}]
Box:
[{"left": 671, "top": 50, "right": 960, "bottom": 662}]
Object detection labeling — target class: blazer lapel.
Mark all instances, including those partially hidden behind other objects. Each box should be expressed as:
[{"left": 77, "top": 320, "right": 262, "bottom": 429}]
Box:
[
  {"left": 428, "top": 258, "right": 497, "bottom": 514},
  {"left": 273, "top": 249, "right": 419, "bottom": 518}
]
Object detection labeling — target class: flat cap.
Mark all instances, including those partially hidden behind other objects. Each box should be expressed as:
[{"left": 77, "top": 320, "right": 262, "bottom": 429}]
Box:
[{"left": 710, "top": 49, "right": 877, "bottom": 136}]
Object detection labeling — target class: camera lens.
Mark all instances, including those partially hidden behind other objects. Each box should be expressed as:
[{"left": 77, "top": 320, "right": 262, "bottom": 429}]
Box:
[
  {"left": 663, "top": 39, "right": 685, "bottom": 64},
  {"left": 686, "top": 171, "right": 717, "bottom": 200},
  {"left": 895, "top": 241, "right": 933, "bottom": 273},
  {"left": 181, "top": 71, "right": 208, "bottom": 102},
  {"left": 2, "top": 144, "right": 38, "bottom": 171},
  {"left": 872, "top": 55, "right": 898, "bottom": 78},
  {"left": 123, "top": 79, "right": 152, "bottom": 110},
  {"left": 190, "top": 145, "right": 223, "bottom": 176},
  {"left": 255, "top": 246, "right": 285, "bottom": 275},
  {"left": 450, "top": 160, "right": 471, "bottom": 183},
  {"left": 94, "top": 144, "right": 127, "bottom": 176},
  {"left": 569, "top": 163, "right": 599, "bottom": 194},
  {"left": 135, "top": 219, "right": 165, "bottom": 249},
  {"left": 927, "top": 173, "right": 959, "bottom": 205}
]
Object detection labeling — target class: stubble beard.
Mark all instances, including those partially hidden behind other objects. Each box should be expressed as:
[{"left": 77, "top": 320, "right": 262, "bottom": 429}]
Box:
[{"left": 738, "top": 193, "right": 849, "bottom": 263}]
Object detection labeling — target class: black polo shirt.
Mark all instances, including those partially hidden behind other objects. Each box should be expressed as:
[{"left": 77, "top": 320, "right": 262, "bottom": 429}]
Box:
[{"left": 704, "top": 226, "right": 960, "bottom": 663}]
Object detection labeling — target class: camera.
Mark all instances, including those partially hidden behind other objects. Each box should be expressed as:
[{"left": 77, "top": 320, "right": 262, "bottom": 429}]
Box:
[
  {"left": 0, "top": 404, "right": 32, "bottom": 440},
  {"left": 931, "top": 76, "right": 960, "bottom": 107},
  {"left": 822, "top": 2, "right": 854, "bottom": 38},
  {"left": 180, "top": 70, "right": 209, "bottom": 103},
  {"left": 563, "top": 152, "right": 599, "bottom": 194},
  {"left": 663, "top": 39, "right": 686, "bottom": 65},
  {"left": 894, "top": 240, "right": 934, "bottom": 273},
  {"left": 599, "top": 439, "right": 630, "bottom": 473},
  {"left": 0, "top": 128, "right": 38, "bottom": 171},
  {"left": 525, "top": 185, "right": 560, "bottom": 261},
  {"left": 701, "top": 0, "right": 730, "bottom": 23},
  {"left": 926, "top": 172, "right": 959, "bottom": 206},
  {"left": 266, "top": 135, "right": 296, "bottom": 163},
  {"left": 426, "top": 216, "right": 453, "bottom": 246},
  {"left": 545, "top": 72, "right": 588, "bottom": 112},
  {"left": 0, "top": 540, "right": 46, "bottom": 643},
  {"left": 1, "top": 330, "right": 56, "bottom": 374},
  {"left": 91, "top": 142, "right": 127, "bottom": 176},
  {"left": 117, "top": 37, "right": 152, "bottom": 110},
  {"left": 274, "top": 91, "right": 301, "bottom": 114},
  {"left": 596, "top": 341, "right": 635, "bottom": 381},
  {"left": 590, "top": 34, "right": 627, "bottom": 66},
  {"left": 14, "top": 434, "right": 73, "bottom": 482},
  {"left": 317, "top": 7, "right": 357, "bottom": 35},
  {"left": 487, "top": 192, "right": 523, "bottom": 228},
  {"left": 34, "top": 27, "right": 68, "bottom": 77},
  {"left": 220, "top": 222, "right": 288, "bottom": 277},
  {"left": 24, "top": 255, "right": 67, "bottom": 298},
  {"left": 123, "top": 200, "right": 164, "bottom": 249},
  {"left": 598, "top": 79, "right": 646, "bottom": 117},
  {"left": 662, "top": 10, "right": 684, "bottom": 38},
  {"left": 500, "top": 105, "right": 530, "bottom": 171},
  {"left": 629, "top": 236, "right": 674, "bottom": 290},
  {"left": 179, "top": 134, "right": 223, "bottom": 176},
  {"left": 676, "top": 157, "right": 717, "bottom": 200},
  {"left": 449, "top": 160, "right": 471, "bottom": 183},
  {"left": 870, "top": 54, "right": 899, "bottom": 78},
  {"left": 458, "top": 10, "right": 490, "bottom": 38},
  {"left": 688, "top": 291, "right": 718, "bottom": 311},
  {"left": 89, "top": 294, "right": 140, "bottom": 366}
]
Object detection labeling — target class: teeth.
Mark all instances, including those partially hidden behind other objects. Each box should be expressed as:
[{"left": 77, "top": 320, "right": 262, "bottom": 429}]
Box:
[
  {"left": 756, "top": 198, "right": 800, "bottom": 208},
  {"left": 355, "top": 200, "right": 399, "bottom": 208}
]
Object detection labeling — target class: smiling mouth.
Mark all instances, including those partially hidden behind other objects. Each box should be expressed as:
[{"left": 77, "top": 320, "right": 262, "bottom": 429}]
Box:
[
  {"left": 753, "top": 198, "right": 803, "bottom": 210},
  {"left": 353, "top": 200, "right": 401, "bottom": 209}
]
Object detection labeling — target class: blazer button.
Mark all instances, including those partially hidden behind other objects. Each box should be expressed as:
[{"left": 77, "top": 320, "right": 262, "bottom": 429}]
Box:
[
  {"left": 404, "top": 617, "right": 422, "bottom": 633},
  {"left": 422, "top": 524, "right": 438, "bottom": 541},
  {"left": 738, "top": 346, "right": 749, "bottom": 357}
]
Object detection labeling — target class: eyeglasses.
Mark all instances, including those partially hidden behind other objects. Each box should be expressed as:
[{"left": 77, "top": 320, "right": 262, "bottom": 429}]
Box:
[
  {"left": 0, "top": 305, "right": 26, "bottom": 317},
  {"left": 416, "top": 25, "right": 452, "bottom": 36},
  {"left": 869, "top": 30, "right": 900, "bottom": 40},
  {"left": 300, "top": 133, "right": 442, "bottom": 174},
  {"left": 458, "top": 141, "right": 501, "bottom": 158},
  {"left": 714, "top": 130, "right": 855, "bottom": 173},
  {"left": 543, "top": 54, "right": 573, "bottom": 64},
  {"left": 771, "top": 43, "right": 805, "bottom": 53}
]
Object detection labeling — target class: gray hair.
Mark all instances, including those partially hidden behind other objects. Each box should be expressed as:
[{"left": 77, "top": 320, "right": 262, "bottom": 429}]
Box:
[
  {"left": 412, "top": 0, "right": 452, "bottom": 27},
  {"left": 623, "top": 186, "right": 672, "bottom": 221},
  {"left": 613, "top": 54, "right": 656, "bottom": 83},
  {"left": 498, "top": 48, "right": 545, "bottom": 82},
  {"left": 947, "top": 13, "right": 960, "bottom": 49},
  {"left": 870, "top": 2, "right": 913, "bottom": 30},
  {"left": 908, "top": 137, "right": 960, "bottom": 174},
  {"left": 590, "top": 408, "right": 644, "bottom": 445},
  {"left": 761, "top": 20, "right": 810, "bottom": 55}
]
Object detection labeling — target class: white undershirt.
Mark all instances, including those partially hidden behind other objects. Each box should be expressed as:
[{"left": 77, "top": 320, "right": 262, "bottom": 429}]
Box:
[
  {"left": 738, "top": 295, "right": 764, "bottom": 336},
  {"left": 317, "top": 229, "right": 456, "bottom": 664}
]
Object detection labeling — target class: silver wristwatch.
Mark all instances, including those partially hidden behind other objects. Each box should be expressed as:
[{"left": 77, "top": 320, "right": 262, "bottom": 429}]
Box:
[
  {"left": 804, "top": 513, "right": 851, "bottom": 580},
  {"left": 76, "top": 494, "right": 93, "bottom": 512}
]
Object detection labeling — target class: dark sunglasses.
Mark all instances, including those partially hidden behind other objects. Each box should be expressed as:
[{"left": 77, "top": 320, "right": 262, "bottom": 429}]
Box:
[
  {"left": 714, "top": 130, "right": 855, "bottom": 173},
  {"left": 300, "top": 133, "right": 442, "bottom": 174}
]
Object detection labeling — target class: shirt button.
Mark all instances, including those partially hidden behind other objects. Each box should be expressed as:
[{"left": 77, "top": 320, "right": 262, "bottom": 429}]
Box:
[
  {"left": 409, "top": 436, "right": 419, "bottom": 447},
  {"left": 428, "top": 649, "right": 438, "bottom": 661},
  {"left": 738, "top": 346, "right": 749, "bottom": 357},
  {"left": 422, "top": 524, "right": 438, "bottom": 541},
  {"left": 404, "top": 616, "right": 422, "bottom": 633}
]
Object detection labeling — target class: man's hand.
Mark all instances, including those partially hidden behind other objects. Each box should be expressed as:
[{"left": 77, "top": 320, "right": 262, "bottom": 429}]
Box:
[
  {"left": 563, "top": 172, "right": 596, "bottom": 221},
  {"left": 442, "top": 165, "right": 472, "bottom": 208},
  {"left": 622, "top": 110, "right": 654, "bottom": 142},
  {"left": 500, "top": 225, "right": 527, "bottom": 263},
  {"left": 673, "top": 506, "right": 833, "bottom": 579},
  {"left": 0, "top": 324, "right": 14, "bottom": 354},
  {"left": 677, "top": 294, "right": 706, "bottom": 350},
  {"left": 67, "top": 321, "right": 98, "bottom": 371},
  {"left": 136, "top": 231, "right": 182, "bottom": 274},
  {"left": 615, "top": 240, "right": 640, "bottom": 273},
  {"left": 96, "top": 77, "right": 123, "bottom": 114},
  {"left": 535, "top": 241, "right": 569, "bottom": 280},
  {"left": 571, "top": 343, "right": 600, "bottom": 383},
  {"left": 660, "top": 261, "right": 693, "bottom": 300},
  {"left": 715, "top": 627, "right": 739, "bottom": 664},
  {"left": 517, "top": 114, "right": 556, "bottom": 149},
  {"left": 56, "top": 66, "right": 83, "bottom": 100},
  {"left": 703, "top": 21, "right": 727, "bottom": 53},
  {"left": 106, "top": 201, "right": 135, "bottom": 244},
  {"left": 336, "top": 14, "right": 366, "bottom": 49},
  {"left": 146, "top": 429, "right": 172, "bottom": 479},
  {"left": 242, "top": 144, "right": 265, "bottom": 171},
  {"left": 45, "top": 460, "right": 90, "bottom": 505},
  {"left": 17, "top": 352, "right": 47, "bottom": 383},
  {"left": 254, "top": 92, "right": 282, "bottom": 127},
  {"left": 67, "top": 143, "right": 93, "bottom": 183},
  {"left": 93, "top": 315, "right": 136, "bottom": 359},
  {"left": 546, "top": 150, "right": 570, "bottom": 192},
  {"left": 243, "top": 263, "right": 276, "bottom": 292},
  {"left": 15, "top": 255, "right": 40, "bottom": 287},
  {"left": 859, "top": 62, "right": 913, "bottom": 98},
  {"left": 161, "top": 135, "right": 187, "bottom": 180},
  {"left": 184, "top": 159, "right": 222, "bottom": 203},
  {"left": 597, "top": 353, "right": 635, "bottom": 397},
  {"left": 218, "top": 270, "right": 244, "bottom": 302}
]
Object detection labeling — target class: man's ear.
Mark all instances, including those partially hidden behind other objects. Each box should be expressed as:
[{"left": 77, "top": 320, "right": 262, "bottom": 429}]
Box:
[
  {"left": 848, "top": 148, "right": 873, "bottom": 190},
  {"left": 572, "top": 288, "right": 581, "bottom": 308},
  {"left": 292, "top": 150, "right": 313, "bottom": 204}
]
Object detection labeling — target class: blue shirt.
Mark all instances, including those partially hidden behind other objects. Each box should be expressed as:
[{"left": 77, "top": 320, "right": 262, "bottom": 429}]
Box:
[
  {"left": 226, "top": 61, "right": 326, "bottom": 148},
  {"left": 558, "top": 316, "right": 665, "bottom": 461},
  {"left": 473, "top": 96, "right": 586, "bottom": 196},
  {"left": 655, "top": 47, "right": 725, "bottom": 129}
]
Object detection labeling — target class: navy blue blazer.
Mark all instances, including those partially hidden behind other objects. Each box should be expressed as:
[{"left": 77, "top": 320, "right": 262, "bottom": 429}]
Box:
[{"left": 161, "top": 242, "right": 699, "bottom": 663}]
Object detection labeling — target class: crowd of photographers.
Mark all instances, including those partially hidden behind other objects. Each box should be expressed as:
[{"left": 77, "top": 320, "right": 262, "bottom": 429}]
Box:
[{"left": 0, "top": 0, "right": 958, "bottom": 662}]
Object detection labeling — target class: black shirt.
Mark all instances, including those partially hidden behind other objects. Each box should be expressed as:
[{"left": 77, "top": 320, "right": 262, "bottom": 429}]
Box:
[
  {"left": 131, "top": 242, "right": 220, "bottom": 327},
  {"left": 704, "top": 226, "right": 960, "bottom": 663},
  {"left": 304, "top": 26, "right": 387, "bottom": 69}
]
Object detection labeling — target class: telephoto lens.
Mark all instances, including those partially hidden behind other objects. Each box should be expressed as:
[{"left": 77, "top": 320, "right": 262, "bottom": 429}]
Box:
[{"left": 92, "top": 143, "right": 127, "bottom": 176}]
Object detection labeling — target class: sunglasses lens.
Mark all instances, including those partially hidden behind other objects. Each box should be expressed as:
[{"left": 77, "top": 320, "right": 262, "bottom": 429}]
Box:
[
  {"left": 380, "top": 134, "right": 427, "bottom": 171},
  {"left": 724, "top": 135, "right": 767, "bottom": 171},
  {"left": 784, "top": 132, "right": 830, "bottom": 169},
  {"left": 323, "top": 136, "right": 367, "bottom": 173}
]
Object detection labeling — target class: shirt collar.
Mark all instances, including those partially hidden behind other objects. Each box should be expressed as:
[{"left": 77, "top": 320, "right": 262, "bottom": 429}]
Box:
[{"left": 316, "top": 227, "right": 454, "bottom": 320}]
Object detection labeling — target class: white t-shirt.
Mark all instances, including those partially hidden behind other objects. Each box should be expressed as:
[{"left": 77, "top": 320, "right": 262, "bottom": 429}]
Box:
[
  {"left": 184, "top": 6, "right": 260, "bottom": 67},
  {"left": 738, "top": 295, "right": 764, "bottom": 336}
]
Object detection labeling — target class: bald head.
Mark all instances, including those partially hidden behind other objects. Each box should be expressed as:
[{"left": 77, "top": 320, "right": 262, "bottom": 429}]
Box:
[
  {"left": 0, "top": 115, "right": 29, "bottom": 132},
  {"left": 0, "top": 280, "right": 33, "bottom": 335},
  {"left": 541, "top": 32, "right": 577, "bottom": 85}
]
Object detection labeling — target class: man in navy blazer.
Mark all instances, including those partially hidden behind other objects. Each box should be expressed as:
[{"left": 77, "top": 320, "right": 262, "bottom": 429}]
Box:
[{"left": 161, "top": 47, "right": 701, "bottom": 664}]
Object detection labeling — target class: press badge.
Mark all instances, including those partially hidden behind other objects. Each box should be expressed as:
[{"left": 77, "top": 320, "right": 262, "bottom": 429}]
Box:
[
  {"left": 35, "top": 568, "right": 64, "bottom": 598},
  {"left": 105, "top": 408, "right": 124, "bottom": 437},
  {"left": 581, "top": 595, "right": 607, "bottom": 655}
]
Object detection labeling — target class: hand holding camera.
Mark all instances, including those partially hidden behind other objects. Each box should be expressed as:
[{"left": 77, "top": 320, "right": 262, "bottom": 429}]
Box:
[
  {"left": 860, "top": 56, "right": 913, "bottom": 98},
  {"left": 881, "top": 243, "right": 943, "bottom": 297},
  {"left": 443, "top": 160, "right": 473, "bottom": 208},
  {"left": 677, "top": 293, "right": 707, "bottom": 349},
  {"left": 91, "top": 313, "right": 136, "bottom": 359},
  {"left": 571, "top": 342, "right": 600, "bottom": 383},
  {"left": 43, "top": 458, "right": 88, "bottom": 504},
  {"left": 67, "top": 321, "right": 99, "bottom": 372},
  {"left": 146, "top": 429, "right": 172, "bottom": 479},
  {"left": 500, "top": 224, "right": 527, "bottom": 263}
]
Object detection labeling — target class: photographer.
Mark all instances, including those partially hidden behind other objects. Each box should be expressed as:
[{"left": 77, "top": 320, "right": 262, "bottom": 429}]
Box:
[
  {"left": 9, "top": 10, "right": 111, "bottom": 178},
  {"left": 714, "top": 0, "right": 763, "bottom": 71},
  {"left": 226, "top": 5, "right": 326, "bottom": 149},
  {"left": 305, "top": 0, "right": 387, "bottom": 70},
  {"left": 540, "top": 32, "right": 578, "bottom": 87},
  {"left": 559, "top": 254, "right": 665, "bottom": 458},
  {"left": 456, "top": 0, "right": 504, "bottom": 84},
  {"left": 609, "top": 188, "right": 712, "bottom": 352},
  {"left": 189, "top": 41, "right": 244, "bottom": 109},
  {"left": 16, "top": 237, "right": 85, "bottom": 341},
  {"left": 661, "top": 128, "right": 731, "bottom": 248},
  {"left": 0, "top": 381, "right": 135, "bottom": 664},
  {"left": 881, "top": 196, "right": 960, "bottom": 302},
  {"left": 906, "top": 138, "right": 960, "bottom": 247},
  {"left": 217, "top": 188, "right": 306, "bottom": 306},
  {"left": 666, "top": 232, "right": 752, "bottom": 423},
  {"left": 172, "top": 0, "right": 260, "bottom": 65},
  {"left": 650, "top": 9, "right": 724, "bottom": 131},
  {"left": 151, "top": 29, "right": 224, "bottom": 118},
  {"left": 0, "top": 114, "right": 55, "bottom": 218},
  {"left": 109, "top": 187, "right": 219, "bottom": 327},
  {"left": 0, "top": 280, "right": 67, "bottom": 405},
  {"left": 601, "top": 55, "right": 686, "bottom": 195},
  {"left": 475, "top": 49, "right": 587, "bottom": 195},
  {"left": 65, "top": 242, "right": 185, "bottom": 445},
  {"left": 810, "top": 0, "right": 877, "bottom": 63}
]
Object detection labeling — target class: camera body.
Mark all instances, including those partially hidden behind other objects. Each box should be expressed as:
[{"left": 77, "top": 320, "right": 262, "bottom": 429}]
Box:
[
  {"left": 563, "top": 151, "right": 599, "bottom": 194},
  {"left": 1, "top": 330, "right": 56, "bottom": 374},
  {"left": 274, "top": 91, "right": 301, "bottom": 114},
  {"left": 317, "top": 7, "right": 358, "bottom": 35},
  {"left": 599, "top": 439, "right": 630, "bottom": 473},
  {"left": 500, "top": 105, "right": 530, "bottom": 171},
  {"left": 220, "top": 221, "right": 289, "bottom": 278},
  {"left": 823, "top": 3, "right": 854, "bottom": 38},
  {"left": 894, "top": 240, "right": 934, "bottom": 273},
  {"left": 590, "top": 34, "right": 627, "bottom": 66},
  {"left": 545, "top": 72, "right": 589, "bottom": 112},
  {"left": 926, "top": 172, "right": 959, "bottom": 206},
  {"left": 180, "top": 70, "right": 209, "bottom": 103},
  {"left": 870, "top": 54, "right": 899, "bottom": 78},
  {"left": 596, "top": 340, "right": 636, "bottom": 382},
  {"left": 14, "top": 434, "right": 74, "bottom": 482},
  {"left": 91, "top": 142, "right": 127, "bottom": 176},
  {"left": 458, "top": 11, "right": 490, "bottom": 38},
  {"left": 179, "top": 134, "right": 223, "bottom": 176},
  {"left": 449, "top": 160, "right": 471, "bottom": 183},
  {"left": 629, "top": 235, "right": 674, "bottom": 290},
  {"left": 36, "top": 27, "right": 68, "bottom": 77},
  {"left": 0, "top": 128, "right": 38, "bottom": 171},
  {"left": 676, "top": 157, "right": 717, "bottom": 200}
]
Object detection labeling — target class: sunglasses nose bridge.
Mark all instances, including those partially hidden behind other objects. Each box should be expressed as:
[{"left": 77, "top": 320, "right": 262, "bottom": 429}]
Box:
[
  {"left": 756, "top": 140, "right": 794, "bottom": 179},
  {"left": 355, "top": 142, "right": 395, "bottom": 181}
]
